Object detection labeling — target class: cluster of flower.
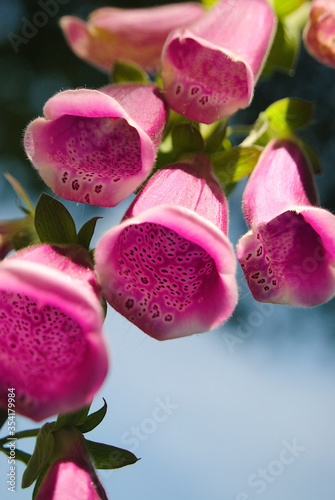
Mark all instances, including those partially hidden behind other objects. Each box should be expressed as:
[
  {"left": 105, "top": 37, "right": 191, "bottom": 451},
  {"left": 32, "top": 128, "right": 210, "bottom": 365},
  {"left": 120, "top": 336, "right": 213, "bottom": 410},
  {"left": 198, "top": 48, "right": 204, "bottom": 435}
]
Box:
[{"left": 1, "top": 0, "right": 335, "bottom": 497}]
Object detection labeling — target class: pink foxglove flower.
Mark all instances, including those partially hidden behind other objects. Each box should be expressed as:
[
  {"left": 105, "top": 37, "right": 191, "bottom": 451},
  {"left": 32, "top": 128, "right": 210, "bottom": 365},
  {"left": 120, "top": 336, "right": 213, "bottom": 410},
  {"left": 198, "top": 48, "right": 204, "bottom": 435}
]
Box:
[
  {"left": 95, "top": 155, "right": 238, "bottom": 340},
  {"left": 236, "top": 139, "right": 335, "bottom": 306},
  {"left": 36, "top": 427, "right": 108, "bottom": 500},
  {"left": 303, "top": 0, "right": 335, "bottom": 68},
  {"left": 161, "top": 0, "right": 276, "bottom": 124},
  {"left": 60, "top": 3, "right": 205, "bottom": 73},
  {"left": 0, "top": 245, "right": 108, "bottom": 421},
  {"left": 24, "top": 84, "right": 168, "bottom": 207}
]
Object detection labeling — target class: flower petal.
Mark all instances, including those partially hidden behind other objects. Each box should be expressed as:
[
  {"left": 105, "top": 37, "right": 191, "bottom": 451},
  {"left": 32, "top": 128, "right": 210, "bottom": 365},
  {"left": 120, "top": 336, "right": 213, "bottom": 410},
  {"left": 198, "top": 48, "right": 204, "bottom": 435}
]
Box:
[
  {"left": 24, "top": 85, "right": 168, "bottom": 207},
  {"left": 161, "top": 0, "right": 276, "bottom": 123},
  {"left": 242, "top": 139, "right": 318, "bottom": 227},
  {"left": 95, "top": 205, "right": 237, "bottom": 340},
  {"left": 303, "top": 0, "right": 335, "bottom": 68},
  {"left": 237, "top": 209, "right": 335, "bottom": 306},
  {"left": 0, "top": 246, "right": 108, "bottom": 421}
]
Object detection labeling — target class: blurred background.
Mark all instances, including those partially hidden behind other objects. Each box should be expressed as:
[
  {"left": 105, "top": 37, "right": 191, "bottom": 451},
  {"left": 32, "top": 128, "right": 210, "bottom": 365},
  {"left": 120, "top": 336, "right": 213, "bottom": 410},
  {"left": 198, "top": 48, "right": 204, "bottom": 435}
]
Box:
[{"left": 0, "top": 0, "right": 335, "bottom": 499}]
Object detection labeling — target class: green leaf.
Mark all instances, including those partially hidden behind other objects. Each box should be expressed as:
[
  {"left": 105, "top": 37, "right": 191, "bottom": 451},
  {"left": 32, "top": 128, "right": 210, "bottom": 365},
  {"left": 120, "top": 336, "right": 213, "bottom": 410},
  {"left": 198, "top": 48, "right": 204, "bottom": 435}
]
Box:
[
  {"left": 1, "top": 447, "right": 31, "bottom": 466},
  {"left": 273, "top": 0, "right": 305, "bottom": 19},
  {"left": 111, "top": 60, "right": 149, "bottom": 84},
  {"left": 0, "top": 407, "right": 7, "bottom": 430},
  {"left": 54, "top": 405, "right": 91, "bottom": 432},
  {"left": 85, "top": 439, "right": 139, "bottom": 469},
  {"left": 212, "top": 146, "right": 263, "bottom": 184},
  {"left": 255, "top": 98, "right": 314, "bottom": 146},
  {"left": 265, "top": 18, "right": 300, "bottom": 73},
  {"left": 77, "top": 217, "right": 102, "bottom": 250},
  {"left": 22, "top": 423, "right": 55, "bottom": 488},
  {"left": 34, "top": 193, "right": 78, "bottom": 245},
  {"left": 171, "top": 122, "right": 204, "bottom": 158},
  {"left": 78, "top": 399, "right": 107, "bottom": 434}
]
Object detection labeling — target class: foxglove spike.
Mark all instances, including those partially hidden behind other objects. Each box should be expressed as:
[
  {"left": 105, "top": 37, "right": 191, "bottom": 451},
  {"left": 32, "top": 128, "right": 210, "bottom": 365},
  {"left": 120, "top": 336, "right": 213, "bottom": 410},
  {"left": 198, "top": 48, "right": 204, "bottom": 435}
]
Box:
[
  {"left": 303, "top": 0, "right": 335, "bottom": 68},
  {"left": 0, "top": 245, "right": 108, "bottom": 421},
  {"left": 24, "top": 84, "right": 168, "bottom": 207},
  {"left": 60, "top": 3, "right": 205, "bottom": 73},
  {"left": 237, "top": 140, "right": 335, "bottom": 306},
  {"left": 161, "top": 0, "right": 276, "bottom": 124},
  {"left": 95, "top": 156, "right": 238, "bottom": 340}
]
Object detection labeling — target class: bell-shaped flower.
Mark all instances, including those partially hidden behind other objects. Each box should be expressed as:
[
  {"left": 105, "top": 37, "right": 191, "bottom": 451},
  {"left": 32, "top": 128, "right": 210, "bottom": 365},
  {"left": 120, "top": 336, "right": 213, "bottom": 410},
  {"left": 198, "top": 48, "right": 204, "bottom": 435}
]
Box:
[
  {"left": 161, "top": 0, "right": 276, "bottom": 124},
  {"left": 60, "top": 3, "right": 205, "bottom": 73},
  {"left": 303, "top": 0, "right": 335, "bottom": 68},
  {"left": 24, "top": 84, "right": 168, "bottom": 207},
  {"left": 236, "top": 139, "right": 335, "bottom": 307},
  {"left": 36, "top": 427, "right": 108, "bottom": 500},
  {"left": 94, "top": 154, "right": 238, "bottom": 340},
  {"left": 0, "top": 244, "right": 108, "bottom": 421}
]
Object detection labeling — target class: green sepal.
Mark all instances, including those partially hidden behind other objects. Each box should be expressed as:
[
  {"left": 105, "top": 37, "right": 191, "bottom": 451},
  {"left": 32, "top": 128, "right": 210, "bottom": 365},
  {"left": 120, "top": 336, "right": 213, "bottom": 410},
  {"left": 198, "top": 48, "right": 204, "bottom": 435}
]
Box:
[
  {"left": 0, "top": 407, "right": 7, "bottom": 430},
  {"left": 202, "top": 118, "right": 229, "bottom": 154},
  {"left": 22, "top": 422, "right": 55, "bottom": 488},
  {"left": 298, "top": 139, "right": 322, "bottom": 175},
  {"left": 252, "top": 98, "right": 314, "bottom": 147},
  {"left": 264, "top": 18, "right": 300, "bottom": 74},
  {"left": 32, "top": 464, "right": 49, "bottom": 500},
  {"left": 84, "top": 438, "right": 139, "bottom": 469},
  {"left": 4, "top": 172, "right": 35, "bottom": 215},
  {"left": 171, "top": 122, "right": 204, "bottom": 159},
  {"left": 34, "top": 193, "right": 78, "bottom": 245},
  {"left": 78, "top": 399, "right": 107, "bottom": 434},
  {"left": 54, "top": 405, "right": 91, "bottom": 432},
  {"left": 111, "top": 60, "right": 149, "bottom": 84},
  {"left": 211, "top": 146, "right": 263, "bottom": 184},
  {"left": 1, "top": 446, "right": 31, "bottom": 466},
  {"left": 77, "top": 217, "right": 102, "bottom": 250},
  {"left": 201, "top": 0, "right": 218, "bottom": 8},
  {"left": 273, "top": 0, "right": 305, "bottom": 19}
]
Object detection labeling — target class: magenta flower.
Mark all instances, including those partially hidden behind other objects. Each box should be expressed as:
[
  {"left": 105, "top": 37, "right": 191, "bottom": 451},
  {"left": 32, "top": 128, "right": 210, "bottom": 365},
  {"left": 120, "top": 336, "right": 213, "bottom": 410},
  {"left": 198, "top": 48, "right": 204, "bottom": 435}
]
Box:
[
  {"left": 161, "top": 0, "right": 276, "bottom": 124},
  {"left": 95, "top": 155, "right": 238, "bottom": 340},
  {"left": 236, "top": 139, "right": 335, "bottom": 306},
  {"left": 36, "top": 427, "right": 108, "bottom": 500},
  {"left": 303, "top": 0, "right": 335, "bottom": 68},
  {"left": 60, "top": 3, "right": 205, "bottom": 73},
  {"left": 24, "top": 84, "right": 168, "bottom": 207},
  {"left": 0, "top": 244, "right": 108, "bottom": 421}
]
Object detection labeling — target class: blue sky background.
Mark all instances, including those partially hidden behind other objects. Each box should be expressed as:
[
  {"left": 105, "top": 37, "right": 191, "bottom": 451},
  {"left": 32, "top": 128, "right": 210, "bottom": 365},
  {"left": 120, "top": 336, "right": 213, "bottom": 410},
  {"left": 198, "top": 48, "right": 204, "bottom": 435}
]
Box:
[{"left": 1, "top": 1, "right": 335, "bottom": 499}]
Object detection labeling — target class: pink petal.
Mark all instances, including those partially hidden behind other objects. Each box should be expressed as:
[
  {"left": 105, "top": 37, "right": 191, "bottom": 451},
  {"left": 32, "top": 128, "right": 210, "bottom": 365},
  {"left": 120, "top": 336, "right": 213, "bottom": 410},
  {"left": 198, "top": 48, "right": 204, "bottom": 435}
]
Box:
[
  {"left": 303, "top": 0, "right": 335, "bottom": 68},
  {"left": 95, "top": 205, "right": 237, "bottom": 340},
  {"left": 161, "top": 0, "right": 276, "bottom": 123},
  {"left": 36, "top": 459, "right": 108, "bottom": 500},
  {"left": 237, "top": 208, "right": 335, "bottom": 306},
  {"left": 243, "top": 139, "right": 318, "bottom": 228},
  {"left": 60, "top": 4, "right": 205, "bottom": 72},
  {"left": 0, "top": 245, "right": 108, "bottom": 421},
  {"left": 124, "top": 155, "right": 229, "bottom": 234},
  {"left": 24, "top": 84, "right": 168, "bottom": 207}
]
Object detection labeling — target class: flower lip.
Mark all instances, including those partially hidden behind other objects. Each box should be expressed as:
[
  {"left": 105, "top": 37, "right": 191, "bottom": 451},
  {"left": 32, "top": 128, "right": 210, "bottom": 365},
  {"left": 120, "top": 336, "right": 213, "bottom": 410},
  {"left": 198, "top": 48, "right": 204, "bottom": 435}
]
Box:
[
  {"left": 95, "top": 204, "right": 237, "bottom": 340},
  {"left": 0, "top": 256, "right": 108, "bottom": 421}
]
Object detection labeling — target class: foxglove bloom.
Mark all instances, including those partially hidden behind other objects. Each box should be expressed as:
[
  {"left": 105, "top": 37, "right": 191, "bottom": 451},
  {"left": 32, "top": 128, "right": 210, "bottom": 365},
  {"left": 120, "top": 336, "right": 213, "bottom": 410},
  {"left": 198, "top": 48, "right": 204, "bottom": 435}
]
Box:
[
  {"left": 236, "top": 139, "right": 335, "bottom": 306},
  {"left": 0, "top": 245, "right": 108, "bottom": 421},
  {"left": 95, "top": 155, "right": 238, "bottom": 340},
  {"left": 24, "top": 84, "right": 168, "bottom": 207},
  {"left": 60, "top": 3, "right": 205, "bottom": 73},
  {"left": 303, "top": 0, "right": 335, "bottom": 68},
  {"left": 161, "top": 0, "right": 276, "bottom": 124},
  {"left": 36, "top": 427, "right": 108, "bottom": 500}
]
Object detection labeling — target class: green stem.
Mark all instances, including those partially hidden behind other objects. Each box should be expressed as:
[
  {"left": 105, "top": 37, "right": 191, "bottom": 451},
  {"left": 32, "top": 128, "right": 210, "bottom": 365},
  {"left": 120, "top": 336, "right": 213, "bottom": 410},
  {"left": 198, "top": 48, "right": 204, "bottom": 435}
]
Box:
[
  {"left": 0, "top": 428, "right": 40, "bottom": 446},
  {"left": 226, "top": 125, "right": 253, "bottom": 138}
]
